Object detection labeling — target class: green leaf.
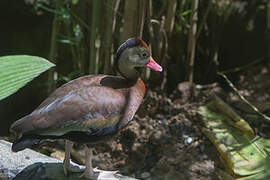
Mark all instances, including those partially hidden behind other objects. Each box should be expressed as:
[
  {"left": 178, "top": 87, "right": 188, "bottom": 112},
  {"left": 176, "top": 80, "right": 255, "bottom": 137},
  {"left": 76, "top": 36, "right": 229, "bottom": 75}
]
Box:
[
  {"left": 199, "top": 96, "right": 270, "bottom": 179},
  {"left": 0, "top": 55, "right": 55, "bottom": 101},
  {"left": 181, "top": 10, "right": 192, "bottom": 17},
  {"left": 72, "top": 0, "right": 79, "bottom": 5}
]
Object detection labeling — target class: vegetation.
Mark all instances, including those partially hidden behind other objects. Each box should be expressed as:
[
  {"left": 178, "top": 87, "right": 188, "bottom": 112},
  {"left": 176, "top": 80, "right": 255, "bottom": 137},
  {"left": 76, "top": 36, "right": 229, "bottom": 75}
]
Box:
[
  {"left": 0, "top": 55, "right": 54, "bottom": 101},
  {"left": 200, "top": 97, "right": 270, "bottom": 180},
  {"left": 39, "top": 1, "right": 268, "bottom": 90},
  {"left": 1, "top": 0, "right": 270, "bottom": 179},
  {"left": 18, "top": 0, "right": 266, "bottom": 93}
]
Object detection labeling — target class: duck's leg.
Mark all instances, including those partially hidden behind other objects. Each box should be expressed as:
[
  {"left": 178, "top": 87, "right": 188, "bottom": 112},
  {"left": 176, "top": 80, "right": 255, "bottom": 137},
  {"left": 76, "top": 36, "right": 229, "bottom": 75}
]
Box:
[
  {"left": 63, "top": 140, "right": 84, "bottom": 175},
  {"left": 79, "top": 147, "right": 97, "bottom": 179}
]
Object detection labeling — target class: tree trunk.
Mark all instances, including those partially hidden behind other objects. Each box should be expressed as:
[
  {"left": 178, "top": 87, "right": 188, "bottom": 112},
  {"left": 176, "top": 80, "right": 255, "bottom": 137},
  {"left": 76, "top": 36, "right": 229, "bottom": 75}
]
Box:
[{"left": 186, "top": 0, "right": 199, "bottom": 83}]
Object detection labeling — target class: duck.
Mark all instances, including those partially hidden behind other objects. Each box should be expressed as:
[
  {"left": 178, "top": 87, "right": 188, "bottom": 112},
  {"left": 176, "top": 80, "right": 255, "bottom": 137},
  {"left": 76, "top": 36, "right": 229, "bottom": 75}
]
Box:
[{"left": 9, "top": 38, "right": 162, "bottom": 179}]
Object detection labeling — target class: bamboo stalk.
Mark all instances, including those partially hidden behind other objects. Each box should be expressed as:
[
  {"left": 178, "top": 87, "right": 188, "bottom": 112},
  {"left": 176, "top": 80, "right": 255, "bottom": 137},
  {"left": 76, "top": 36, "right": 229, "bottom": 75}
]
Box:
[
  {"left": 103, "top": 0, "right": 120, "bottom": 74},
  {"left": 95, "top": 35, "right": 100, "bottom": 74},
  {"left": 89, "top": 0, "right": 101, "bottom": 74},
  {"left": 159, "top": 0, "right": 177, "bottom": 89},
  {"left": 267, "top": 0, "right": 270, "bottom": 59},
  {"left": 68, "top": 1, "right": 89, "bottom": 75},
  {"left": 66, "top": 22, "right": 79, "bottom": 72},
  {"left": 137, "top": 0, "right": 146, "bottom": 38},
  {"left": 164, "top": 0, "right": 177, "bottom": 36},
  {"left": 121, "top": 1, "right": 138, "bottom": 41},
  {"left": 186, "top": 0, "right": 199, "bottom": 83},
  {"left": 47, "top": 0, "right": 61, "bottom": 94}
]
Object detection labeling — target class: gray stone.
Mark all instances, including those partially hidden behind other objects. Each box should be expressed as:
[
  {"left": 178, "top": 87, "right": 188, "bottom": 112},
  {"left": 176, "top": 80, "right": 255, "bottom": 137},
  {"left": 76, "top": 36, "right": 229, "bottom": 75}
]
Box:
[
  {"left": 0, "top": 140, "right": 137, "bottom": 180},
  {"left": 140, "top": 172, "right": 151, "bottom": 179}
]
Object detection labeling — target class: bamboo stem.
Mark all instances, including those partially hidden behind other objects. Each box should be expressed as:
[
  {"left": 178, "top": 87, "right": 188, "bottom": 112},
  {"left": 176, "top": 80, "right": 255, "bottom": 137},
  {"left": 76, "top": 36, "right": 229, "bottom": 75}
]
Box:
[
  {"left": 89, "top": 0, "right": 101, "bottom": 74},
  {"left": 267, "top": 0, "right": 270, "bottom": 59},
  {"left": 103, "top": 0, "right": 120, "bottom": 74},
  {"left": 186, "top": 0, "right": 199, "bottom": 83},
  {"left": 47, "top": 0, "right": 61, "bottom": 94},
  {"left": 165, "top": 0, "right": 177, "bottom": 36}
]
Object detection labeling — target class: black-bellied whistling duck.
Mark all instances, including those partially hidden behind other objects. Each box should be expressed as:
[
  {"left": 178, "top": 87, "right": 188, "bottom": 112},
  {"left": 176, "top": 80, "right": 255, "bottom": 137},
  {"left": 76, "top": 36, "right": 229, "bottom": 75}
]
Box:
[{"left": 9, "top": 38, "right": 162, "bottom": 179}]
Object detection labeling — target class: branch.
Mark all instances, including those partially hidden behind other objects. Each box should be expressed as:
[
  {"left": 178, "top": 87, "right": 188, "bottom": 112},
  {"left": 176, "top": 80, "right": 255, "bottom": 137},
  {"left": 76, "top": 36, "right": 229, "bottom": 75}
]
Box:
[{"left": 218, "top": 72, "right": 270, "bottom": 122}]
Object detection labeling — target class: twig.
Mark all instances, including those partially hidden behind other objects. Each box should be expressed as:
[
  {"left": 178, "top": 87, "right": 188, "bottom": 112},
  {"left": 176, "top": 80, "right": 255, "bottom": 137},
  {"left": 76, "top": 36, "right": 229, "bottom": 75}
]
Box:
[
  {"left": 219, "top": 57, "right": 265, "bottom": 74},
  {"left": 218, "top": 72, "right": 270, "bottom": 122}
]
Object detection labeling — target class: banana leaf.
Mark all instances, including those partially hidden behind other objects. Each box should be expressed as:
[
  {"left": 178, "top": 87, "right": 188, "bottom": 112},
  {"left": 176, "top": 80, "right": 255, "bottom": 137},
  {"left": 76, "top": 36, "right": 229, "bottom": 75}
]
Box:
[
  {"left": 199, "top": 96, "right": 270, "bottom": 180},
  {"left": 0, "top": 55, "right": 55, "bottom": 101}
]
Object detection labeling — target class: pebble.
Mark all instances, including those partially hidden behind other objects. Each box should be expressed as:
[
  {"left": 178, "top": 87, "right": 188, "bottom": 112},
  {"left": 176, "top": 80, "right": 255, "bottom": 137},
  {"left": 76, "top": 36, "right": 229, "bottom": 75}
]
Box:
[
  {"left": 182, "top": 135, "right": 194, "bottom": 145},
  {"left": 185, "top": 137, "right": 193, "bottom": 144},
  {"left": 141, "top": 172, "right": 151, "bottom": 179}
]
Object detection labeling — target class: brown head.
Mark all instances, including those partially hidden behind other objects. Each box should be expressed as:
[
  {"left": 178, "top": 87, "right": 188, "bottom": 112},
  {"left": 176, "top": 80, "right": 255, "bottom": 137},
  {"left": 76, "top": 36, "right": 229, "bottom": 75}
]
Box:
[{"left": 114, "top": 38, "right": 162, "bottom": 80}]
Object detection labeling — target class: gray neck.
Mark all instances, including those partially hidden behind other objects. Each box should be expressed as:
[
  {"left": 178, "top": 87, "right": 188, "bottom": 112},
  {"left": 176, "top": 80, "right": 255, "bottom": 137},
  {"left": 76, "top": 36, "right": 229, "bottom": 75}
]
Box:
[{"left": 118, "top": 57, "right": 139, "bottom": 80}]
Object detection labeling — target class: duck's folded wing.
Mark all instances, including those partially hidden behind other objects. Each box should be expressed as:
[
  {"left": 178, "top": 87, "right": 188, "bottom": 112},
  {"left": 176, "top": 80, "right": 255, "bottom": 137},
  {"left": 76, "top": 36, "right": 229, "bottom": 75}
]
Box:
[
  {"left": 36, "top": 75, "right": 101, "bottom": 110},
  {"left": 10, "top": 85, "right": 127, "bottom": 139}
]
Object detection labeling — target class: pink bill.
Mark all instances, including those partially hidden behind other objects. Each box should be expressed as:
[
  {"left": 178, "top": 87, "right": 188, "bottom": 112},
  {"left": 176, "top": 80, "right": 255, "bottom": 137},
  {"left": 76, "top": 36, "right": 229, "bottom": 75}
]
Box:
[{"left": 145, "top": 57, "right": 163, "bottom": 72}]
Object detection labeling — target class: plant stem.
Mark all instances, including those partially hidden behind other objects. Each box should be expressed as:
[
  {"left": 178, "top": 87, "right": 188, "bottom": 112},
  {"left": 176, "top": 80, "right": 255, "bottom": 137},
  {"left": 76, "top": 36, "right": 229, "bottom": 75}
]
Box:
[
  {"left": 89, "top": 0, "right": 101, "bottom": 74},
  {"left": 47, "top": 0, "right": 61, "bottom": 94},
  {"left": 186, "top": 0, "right": 199, "bottom": 83}
]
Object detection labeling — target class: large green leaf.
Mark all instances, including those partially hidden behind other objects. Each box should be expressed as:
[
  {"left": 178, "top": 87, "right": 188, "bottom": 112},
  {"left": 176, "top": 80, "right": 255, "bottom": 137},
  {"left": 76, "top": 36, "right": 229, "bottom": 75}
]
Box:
[
  {"left": 0, "top": 55, "right": 55, "bottom": 101},
  {"left": 199, "top": 96, "right": 270, "bottom": 179}
]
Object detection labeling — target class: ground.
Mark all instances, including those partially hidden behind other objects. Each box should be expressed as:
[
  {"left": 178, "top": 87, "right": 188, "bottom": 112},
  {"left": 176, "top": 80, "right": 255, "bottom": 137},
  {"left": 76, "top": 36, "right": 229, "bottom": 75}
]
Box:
[
  {"left": 94, "top": 63, "right": 270, "bottom": 180},
  {"left": 47, "top": 79, "right": 224, "bottom": 180},
  {"left": 4, "top": 64, "right": 270, "bottom": 180}
]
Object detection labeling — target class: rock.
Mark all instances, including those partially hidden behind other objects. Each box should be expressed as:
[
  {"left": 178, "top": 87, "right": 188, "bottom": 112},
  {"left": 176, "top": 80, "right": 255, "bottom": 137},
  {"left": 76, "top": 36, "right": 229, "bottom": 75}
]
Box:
[
  {"left": 0, "top": 140, "right": 137, "bottom": 180},
  {"left": 140, "top": 172, "right": 151, "bottom": 179},
  {"left": 177, "top": 81, "right": 194, "bottom": 102},
  {"left": 0, "top": 140, "right": 62, "bottom": 179}
]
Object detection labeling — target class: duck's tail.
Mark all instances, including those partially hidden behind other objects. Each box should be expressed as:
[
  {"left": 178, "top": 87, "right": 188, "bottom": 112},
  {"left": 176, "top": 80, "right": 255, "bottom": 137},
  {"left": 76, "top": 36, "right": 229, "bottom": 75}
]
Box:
[{"left": 11, "top": 135, "right": 41, "bottom": 152}]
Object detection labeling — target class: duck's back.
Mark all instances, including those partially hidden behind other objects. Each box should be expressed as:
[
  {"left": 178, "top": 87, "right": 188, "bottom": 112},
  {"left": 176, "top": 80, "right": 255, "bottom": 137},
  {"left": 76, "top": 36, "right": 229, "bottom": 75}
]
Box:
[{"left": 10, "top": 75, "right": 145, "bottom": 151}]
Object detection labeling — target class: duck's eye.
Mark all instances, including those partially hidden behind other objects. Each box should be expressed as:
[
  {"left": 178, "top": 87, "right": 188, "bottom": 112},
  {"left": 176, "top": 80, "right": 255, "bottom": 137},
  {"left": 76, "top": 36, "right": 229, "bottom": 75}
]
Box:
[{"left": 141, "top": 51, "right": 149, "bottom": 58}]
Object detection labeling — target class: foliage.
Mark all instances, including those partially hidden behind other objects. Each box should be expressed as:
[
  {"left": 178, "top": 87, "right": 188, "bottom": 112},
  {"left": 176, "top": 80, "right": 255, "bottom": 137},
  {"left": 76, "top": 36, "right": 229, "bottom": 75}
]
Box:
[
  {"left": 16, "top": 0, "right": 269, "bottom": 91},
  {"left": 200, "top": 96, "right": 270, "bottom": 179},
  {"left": 0, "top": 55, "right": 55, "bottom": 101}
]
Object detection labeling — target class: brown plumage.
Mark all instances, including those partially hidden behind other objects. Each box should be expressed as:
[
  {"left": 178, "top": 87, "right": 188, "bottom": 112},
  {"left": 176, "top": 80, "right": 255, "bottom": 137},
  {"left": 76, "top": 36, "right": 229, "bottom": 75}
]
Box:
[
  {"left": 9, "top": 38, "right": 162, "bottom": 179},
  {"left": 10, "top": 75, "right": 145, "bottom": 145}
]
